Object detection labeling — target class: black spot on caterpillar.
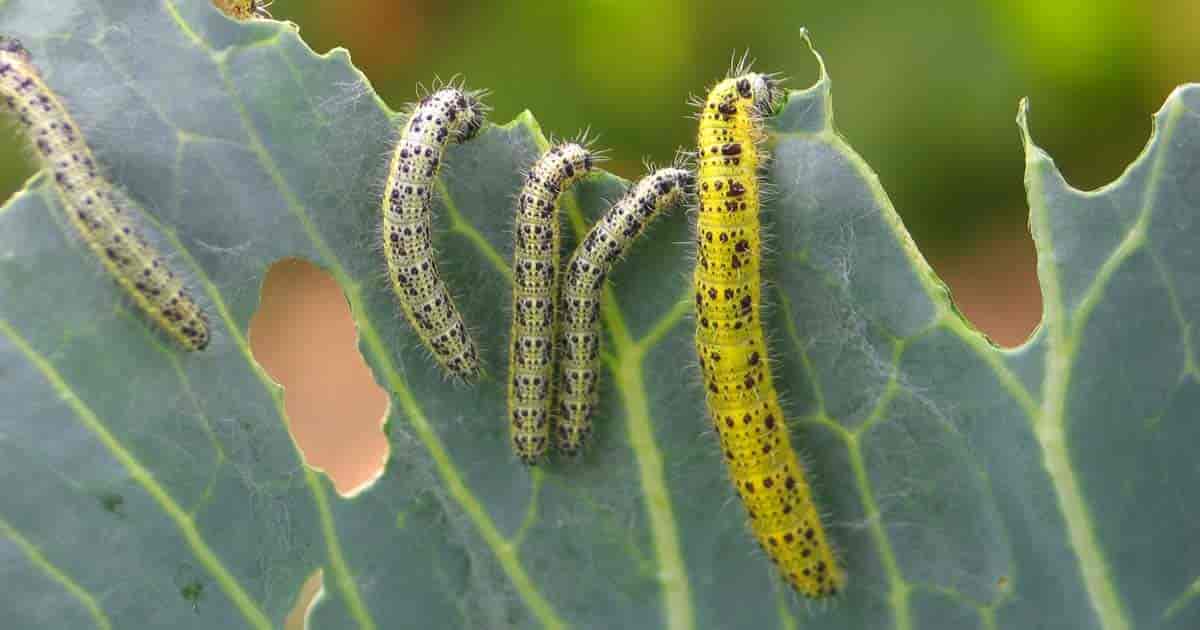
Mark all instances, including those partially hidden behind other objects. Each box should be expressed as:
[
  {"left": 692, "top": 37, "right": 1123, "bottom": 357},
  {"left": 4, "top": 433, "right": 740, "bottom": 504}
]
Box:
[
  {"left": 508, "top": 141, "right": 597, "bottom": 464},
  {"left": 555, "top": 166, "right": 692, "bottom": 455},
  {"left": 383, "top": 84, "right": 488, "bottom": 380},
  {"left": 0, "top": 38, "right": 210, "bottom": 351}
]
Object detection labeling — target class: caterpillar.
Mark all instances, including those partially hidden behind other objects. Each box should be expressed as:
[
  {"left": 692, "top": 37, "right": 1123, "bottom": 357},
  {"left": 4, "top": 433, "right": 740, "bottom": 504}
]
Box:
[
  {"left": 508, "top": 141, "right": 596, "bottom": 464},
  {"left": 213, "top": 0, "right": 273, "bottom": 19},
  {"left": 693, "top": 69, "right": 844, "bottom": 597},
  {"left": 382, "top": 85, "right": 487, "bottom": 381},
  {"left": 0, "top": 38, "right": 210, "bottom": 351},
  {"left": 555, "top": 166, "right": 692, "bottom": 456}
]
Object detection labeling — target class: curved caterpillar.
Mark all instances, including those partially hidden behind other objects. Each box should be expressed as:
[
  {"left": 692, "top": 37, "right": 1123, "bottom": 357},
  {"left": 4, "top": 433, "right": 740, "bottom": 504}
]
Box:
[
  {"left": 382, "top": 85, "right": 487, "bottom": 380},
  {"left": 556, "top": 167, "right": 692, "bottom": 455},
  {"left": 213, "top": 0, "right": 273, "bottom": 19},
  {"left": 508, "top": 142, "right": 596, "bottom": 464},
  {"left": 0, "top": 38, "right": 210, "bottom": 351},
  {"left": 693, "top": 70, "right": 843, "bottom": 596}
]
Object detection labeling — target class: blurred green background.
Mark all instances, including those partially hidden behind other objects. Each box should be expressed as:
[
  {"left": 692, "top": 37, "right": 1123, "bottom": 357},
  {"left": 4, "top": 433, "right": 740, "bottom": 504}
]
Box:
[{"left": 3, "top": 0, "right": 1198, "bottom": 343}]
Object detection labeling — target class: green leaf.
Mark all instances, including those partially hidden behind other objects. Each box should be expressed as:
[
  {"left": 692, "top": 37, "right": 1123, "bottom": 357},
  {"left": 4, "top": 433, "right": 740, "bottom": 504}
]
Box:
[{"left": 2, "top": 3, "right": 1197, "bottom": 629}]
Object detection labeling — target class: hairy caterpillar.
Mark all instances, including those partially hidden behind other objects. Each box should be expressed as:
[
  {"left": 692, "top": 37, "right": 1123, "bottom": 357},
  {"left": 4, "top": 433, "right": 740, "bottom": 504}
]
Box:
[
  {"left": 508, "top": 141, "right": 597, "bottom": 464},
  {"left": 213, "top": 0, "right": 273, "bottom": 19},
  {"left": 555, "top": 167, "right": 692, "bottom": 456},
  {"left": 0, "top": 38, "right": 210, "bottom": 351},
  {"left": 693, "top": 69, "right": 843, "bottom": 596},
  {"left": 382, "top": 85, "right": 487, "bottom": 380}
]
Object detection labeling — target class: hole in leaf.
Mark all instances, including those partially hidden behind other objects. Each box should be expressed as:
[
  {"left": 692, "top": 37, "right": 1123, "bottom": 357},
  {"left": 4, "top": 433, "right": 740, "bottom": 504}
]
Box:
[
  {"left": 286, "top": 570, "right": 324, "bottom": 630},
  {"left": 249, "top": 258, "right": 390, "bottom": 496},
  {"left": 930, "top": 220, "right": 1042, "bottom": 347}
]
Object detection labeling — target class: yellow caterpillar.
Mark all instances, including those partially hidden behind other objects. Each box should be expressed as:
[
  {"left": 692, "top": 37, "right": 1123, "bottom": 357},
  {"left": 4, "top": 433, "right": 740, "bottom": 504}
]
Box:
[
  {"left": 556, "top": 166, "right": 691, "bottom": 455},
  {"left": 212, "top": 0, "right": 272, "bottom": 19},
  {"left": 693, "top": 70, "right": 844, "bottom": 596},
  {"left": 508, "top": 142, "right": 596, "bottom": 464},
  {"left": 382, "top": 85, "right": 487, "bottom": 380},
  {"left": 0, "top": 38, "right": 210, "bottom": 351}
]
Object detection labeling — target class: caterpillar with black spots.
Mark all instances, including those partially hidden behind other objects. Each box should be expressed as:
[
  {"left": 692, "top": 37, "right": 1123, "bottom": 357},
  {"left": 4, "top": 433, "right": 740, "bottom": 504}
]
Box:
[
  {"left": 508, "top": 141, "right": 597, "bottom": 464},
  {"left": 382, "top": 84, "right": 487, "bottom": 381},
  {"left": 555, "top": 166, "right": 692, "bottom": 456},
  {"left": 693, "top": 68, "right": 844, "bottom": 597},
  {"left": 213, "top": 0, "right": 273, "bottom": 19},
  {"left": 0, "top": 38, "right": 210, "bottom": 351}
]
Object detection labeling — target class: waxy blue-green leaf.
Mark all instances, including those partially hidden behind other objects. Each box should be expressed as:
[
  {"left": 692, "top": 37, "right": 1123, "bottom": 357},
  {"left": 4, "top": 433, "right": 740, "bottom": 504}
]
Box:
[{"left": 1, "top": 2, "right": 1197, "bottom": 629}]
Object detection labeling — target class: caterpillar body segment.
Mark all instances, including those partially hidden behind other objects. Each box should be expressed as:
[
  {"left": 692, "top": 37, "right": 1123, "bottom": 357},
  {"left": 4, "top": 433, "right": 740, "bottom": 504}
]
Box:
[
  {"left": 694, "top": 71, "right": 844, "bottom": 597},
  {"left": 382, "top": 86, "right": 487, "bottom": 381},
  {"left": 213, "top": 0, "right": 273, "bottom": 19},
  {"left": 0, "top": 38, "right": 211, "bottom": 351},
  {"left": 555, "top": 167, "right": 692, "bottom": 455},
  {"left": 508, "top": 142, "right": 596, "bottom": 464}
]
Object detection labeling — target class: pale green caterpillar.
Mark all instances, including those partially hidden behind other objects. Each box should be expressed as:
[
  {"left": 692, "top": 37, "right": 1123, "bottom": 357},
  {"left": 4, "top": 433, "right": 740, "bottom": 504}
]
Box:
[
  {"left": 555, "top": 166, "right": 692, "bottom": 455},
  {"left": 382, "top": 85, "right": 487, "bottom": 380},
  {"left": 0, "top": 38, "right": 210, "bottom": 351},
  {"left": 508, "top": 141, "right": 597, "bottom": 464}
]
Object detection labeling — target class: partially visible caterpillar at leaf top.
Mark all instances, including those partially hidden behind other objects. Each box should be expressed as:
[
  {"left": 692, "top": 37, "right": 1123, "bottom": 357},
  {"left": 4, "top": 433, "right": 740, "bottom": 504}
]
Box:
[
  {"left": 555, "top": 167, "right": 692, "bottom": 456},
  {"left": 508, "top": 142, "right": 596, "bottom": 464},
  {"left": 0, "top": 38, "right": 210, "bottom": 351},
  {"left": 382, "top": 85, "right": 487, "bottom": 380},
  {"left": 213, "top": 0, "right": 273, "bottom": 19},
  {"left": 694, "top": 70, "right": 844, "bottom": 596}
]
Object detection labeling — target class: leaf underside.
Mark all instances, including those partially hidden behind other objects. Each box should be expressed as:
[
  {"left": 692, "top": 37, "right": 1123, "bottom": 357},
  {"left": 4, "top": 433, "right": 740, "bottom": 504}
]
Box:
[{"left": 1, "top": 2, "right": 1198, "bottom": 629}]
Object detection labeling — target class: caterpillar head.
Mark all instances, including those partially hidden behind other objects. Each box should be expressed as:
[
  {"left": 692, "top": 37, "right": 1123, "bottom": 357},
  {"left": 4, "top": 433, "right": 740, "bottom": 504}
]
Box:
[
  {"left": 648, "top": 166, "right": 696, "bottom": 201},
  {"left": 734, "top": 73, "right": 783, "bottom": 116},
  {"left": 670, "top": 167, "right": 697, "bottom": 196},
  {"left": 546, "top": 142, "right": 596, "bottom": 183},
  {"left": 456, "top": 89, "right": 487, "bottom": 142},
  {"left": 0, "top": 36, "right": 31, "bottom": 61}
]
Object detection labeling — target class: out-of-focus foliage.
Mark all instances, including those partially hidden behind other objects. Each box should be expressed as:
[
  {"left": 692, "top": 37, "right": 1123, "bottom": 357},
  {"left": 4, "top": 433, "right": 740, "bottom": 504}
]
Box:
[{"left": 4, "top": 0, "right": 1194, "bottom": 254}]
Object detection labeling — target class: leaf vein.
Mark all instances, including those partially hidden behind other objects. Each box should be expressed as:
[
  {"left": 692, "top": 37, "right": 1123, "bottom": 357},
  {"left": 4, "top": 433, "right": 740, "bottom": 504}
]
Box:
[
  {"left": 0, "top": 319, "right": 273, "bottom": 630},
  {"left": 0, "top": 517, "right": 115, "bottom": 630}
]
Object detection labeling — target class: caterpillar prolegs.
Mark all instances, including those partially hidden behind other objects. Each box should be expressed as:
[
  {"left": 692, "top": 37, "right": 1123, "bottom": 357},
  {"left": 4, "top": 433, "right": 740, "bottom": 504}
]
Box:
[
  {"left": 694, "top": 70, "right": 844, "bottom": 597},
  {"left": 0, "top": 38, "right": 211, "bottom": 351},
  {"left": 555, "top": 167, "right": 692, "bottom": 455},
  {"left": 508, "top": 142, "right": 596, "bottom": 464},
  {"left": 382, "top": 85, "right": 487, "bottom": 380}
]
